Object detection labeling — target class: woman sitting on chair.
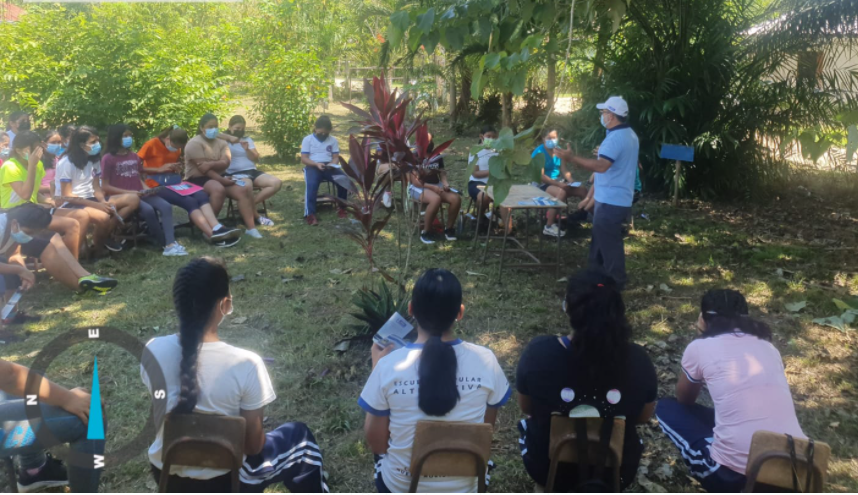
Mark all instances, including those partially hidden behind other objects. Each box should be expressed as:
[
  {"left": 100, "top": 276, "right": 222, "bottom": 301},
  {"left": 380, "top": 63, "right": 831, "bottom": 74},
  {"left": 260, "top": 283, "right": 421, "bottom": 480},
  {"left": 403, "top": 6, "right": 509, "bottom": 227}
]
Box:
[
  {"left": 515, "top": 269, "right": 657, "bottom": 491},
  {"left": 221, "top": 115, "right": 279, "bottom": 226},
  {"left": 656, "top": 289, "right": 805, "bottom": 492},
  {"left": 360, "top": 268, "right": 511, "bottom": 492},
  {"left": 409, "top": 135, "right": 461, "bottom": 245},
  {"left": 141, "top": 257, "right": 327, "bottom": 493},
  {"left": 532, "top": 129, "right": 587, "bottom": 238}
]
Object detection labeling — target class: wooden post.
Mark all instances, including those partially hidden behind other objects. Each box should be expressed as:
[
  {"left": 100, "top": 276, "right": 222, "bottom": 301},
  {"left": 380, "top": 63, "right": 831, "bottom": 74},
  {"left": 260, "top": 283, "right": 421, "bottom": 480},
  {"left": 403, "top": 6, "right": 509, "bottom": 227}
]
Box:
[
  {"left": 673, "top": 160, "right": 681, "bottom": 206},
  {"left": 346, "top": 60, "right": 352, "bottom": 102}
]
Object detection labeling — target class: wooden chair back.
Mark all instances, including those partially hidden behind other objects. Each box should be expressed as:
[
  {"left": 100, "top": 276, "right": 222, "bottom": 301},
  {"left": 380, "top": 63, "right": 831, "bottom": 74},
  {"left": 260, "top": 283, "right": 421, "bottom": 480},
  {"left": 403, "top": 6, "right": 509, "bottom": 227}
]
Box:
[
  {"left": 408, "top": 421, "right": 493, "bottom": 493},
  {"left": 744, "top": 431, "right": 830, "bottom": 492},
  {"left": 545, "top": 416, "right": 625, "bottom": 493},
  {"left": 159, "top": 413, "right": 246, "bottom": 493}
]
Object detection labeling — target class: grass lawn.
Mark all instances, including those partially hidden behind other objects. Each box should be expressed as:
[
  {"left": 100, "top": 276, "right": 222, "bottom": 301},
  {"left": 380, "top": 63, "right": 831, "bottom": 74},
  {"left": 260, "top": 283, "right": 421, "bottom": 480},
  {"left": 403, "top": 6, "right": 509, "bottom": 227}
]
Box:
[{"left": 2, "top": 103, "right": 858, "bottom": 492}]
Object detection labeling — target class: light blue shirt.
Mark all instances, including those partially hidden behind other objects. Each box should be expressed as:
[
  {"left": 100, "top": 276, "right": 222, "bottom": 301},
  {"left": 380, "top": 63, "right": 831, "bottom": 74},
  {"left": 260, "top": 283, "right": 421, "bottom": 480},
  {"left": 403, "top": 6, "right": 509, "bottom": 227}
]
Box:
[
  {"left": 595, "top": 124, "right": 639, "bottom": 207},
  {"left": 532, "top": 144, "right": 562, "bottom": 181}
]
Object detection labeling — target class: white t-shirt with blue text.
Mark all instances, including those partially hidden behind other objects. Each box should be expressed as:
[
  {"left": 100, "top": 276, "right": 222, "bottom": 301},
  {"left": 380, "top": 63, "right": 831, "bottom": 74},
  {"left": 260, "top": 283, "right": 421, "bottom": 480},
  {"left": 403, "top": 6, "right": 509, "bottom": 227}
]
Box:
[
  {"left": 301, "top": 134, "right": 340, "bottom": 168},
  {"left": 595, "top": 124, "right": 639, "bottom": 207},
  {"left": 359, "top": 339, "right": 511, "bottom": 493}
]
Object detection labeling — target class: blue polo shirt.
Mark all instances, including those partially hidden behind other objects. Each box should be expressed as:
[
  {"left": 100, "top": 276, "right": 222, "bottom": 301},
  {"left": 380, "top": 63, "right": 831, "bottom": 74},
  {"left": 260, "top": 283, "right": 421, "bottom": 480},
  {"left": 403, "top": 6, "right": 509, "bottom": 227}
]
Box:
[
  {"left": 595, "top": 124, "right": 639, "bottom": 207},
  {"left": 532, "top": 144, "right": 562, "bottom": 181}
]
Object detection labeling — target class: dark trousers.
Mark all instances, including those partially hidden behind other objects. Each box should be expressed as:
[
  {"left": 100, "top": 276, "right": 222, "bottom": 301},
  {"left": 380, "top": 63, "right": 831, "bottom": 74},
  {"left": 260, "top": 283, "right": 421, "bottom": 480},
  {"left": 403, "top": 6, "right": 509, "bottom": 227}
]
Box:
[
  {"left": 589, "top": 201, "right": 631, "bottom": 289},
  {"left": 303, "top": 166, "right": 347, "bottom": 216},
  {"left": 152, "top": 422, "right": 327, "bottom": 493},
  {"left": 655, "top": 398, "right": 747, "bottom": 492}
]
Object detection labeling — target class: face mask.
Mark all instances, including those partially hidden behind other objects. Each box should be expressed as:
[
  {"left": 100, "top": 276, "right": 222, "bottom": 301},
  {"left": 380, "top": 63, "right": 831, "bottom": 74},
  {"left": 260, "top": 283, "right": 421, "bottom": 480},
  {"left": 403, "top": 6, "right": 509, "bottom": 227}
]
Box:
[
  {"left": 22, "top": 152, "right": 29, "bottom": 161},
  {"left": 483, "top": 138, "right": 494, "bottom": 147},
  {"left": 11, "top": 226, "right": 32, "bottom": 244},
  {"left": 87, "top": 142, "right": 102, "bottom": 156},
  {"left": 315, "top": 132, "right": 329, "bottom": 141},
  {"left": 231, "top": 130, "right": 245, "bottom": 138},
  {"left": 18, "top": 121, "right": 30, "bottom": 131},
  {"left": 205, "top": 128, "right": 219, "bottom": 139},
  {"left": 46, "top": 143, "right": 64, "bottom": 155},
  {"left": 166, "top": 144, "right": 178, "bottom": 152},
  {"left": 0, "top": 149, "right": 8, "bottom": 159},
  {"left": 600, "top": 114, "right": 609, "bottom": 128},
  {"left": 122, "top": 136, "right": 133, "bottom": 148},
  {"left": 545, "top": 139, "right": 558, "bottom": 149}
]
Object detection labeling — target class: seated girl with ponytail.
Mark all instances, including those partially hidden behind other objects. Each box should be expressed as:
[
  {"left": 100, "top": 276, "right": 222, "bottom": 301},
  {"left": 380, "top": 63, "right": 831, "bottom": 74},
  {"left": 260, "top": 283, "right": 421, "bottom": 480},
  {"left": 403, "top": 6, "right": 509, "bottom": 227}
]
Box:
[
  {"left": 656, "top": 289, "right": 805, "bottom": 492},
  {"left": 141, "top": 257, "right": 328, "bottom": 493},
  {"left": 359, "top": 268, "right": 511, "bottom": 493},
  {"left": 515, "top": 269, "right": 657, "bottom": 491}
]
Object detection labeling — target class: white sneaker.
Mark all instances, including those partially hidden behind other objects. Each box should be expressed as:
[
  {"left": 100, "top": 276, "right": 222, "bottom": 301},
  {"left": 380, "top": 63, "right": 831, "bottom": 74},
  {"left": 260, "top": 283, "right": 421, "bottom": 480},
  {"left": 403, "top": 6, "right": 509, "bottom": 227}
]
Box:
[
  {"left": 246, "top": 228, "right": 263, "bottom": 239},
  {"left": 543, "top": 224, "right": 565, "bottom": 238},
  {"left": 163, "top": 243, "right": 188, "bottom": 256},
  {"left": 382, "top": 191, "right": 392, "bottom": 208},
  {"left": 258, "top": 216, "right": 275, "bottom": 226}
]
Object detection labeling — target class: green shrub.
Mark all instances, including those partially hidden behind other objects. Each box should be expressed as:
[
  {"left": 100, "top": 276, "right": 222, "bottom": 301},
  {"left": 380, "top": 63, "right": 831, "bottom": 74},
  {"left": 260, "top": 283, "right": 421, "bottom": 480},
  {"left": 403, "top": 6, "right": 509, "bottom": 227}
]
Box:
[
  {"left": 0, "top": 4, "right": 234, "bottom": 139},
  {"left": 249, "top": 49, "right": 329, "bottom": 158}
]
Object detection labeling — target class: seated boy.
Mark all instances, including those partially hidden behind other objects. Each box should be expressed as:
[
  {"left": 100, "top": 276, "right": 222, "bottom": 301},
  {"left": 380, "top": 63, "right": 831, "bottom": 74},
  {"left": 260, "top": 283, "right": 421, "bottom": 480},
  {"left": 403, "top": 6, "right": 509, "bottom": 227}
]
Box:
[
  {"left": 301, "top": 116, "right": 347, "bottom": 226},
  {"left": 0, "top": 358, "right": 103, "bottom": 492}
]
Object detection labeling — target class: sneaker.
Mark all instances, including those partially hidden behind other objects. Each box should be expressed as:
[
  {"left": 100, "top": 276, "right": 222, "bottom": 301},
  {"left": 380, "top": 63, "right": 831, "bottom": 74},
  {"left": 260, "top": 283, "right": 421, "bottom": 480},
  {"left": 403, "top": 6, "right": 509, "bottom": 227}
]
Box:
[
  {"left": 420, "top": 231, "right": 435, "bottom": 245},
  {"left": 104, "top": 239, "right": 124, "bottom": 252},
  {"left": 306, "top": 214, "right": 319, "bottom": 226},
  {"left": 17, "top": 454, "right": 68, "bottom": 493},
  {"left": 337, "top": 208, "right": 348, "bottom": 219},
  {"left": 210, "top": 226, "right": 241, "bottom": 242},
  {"left": 213, "top": 237, "right": 241, "bottom": 248},
  {"left": 162, "top": 243, "right": 188, "bottom": 257},
  {"left": 444, "top": 228, "right": 457, "bottom": 241},
  {"left": 382, "top": 191, "right": 392, "bottom": 208},
  {"left": 78, "top": 274, "right": 119, "bottom": 294},
  {"left": 257, "top": 216, "right": 275, "bottom": 227},
  {"left": 245, "top": 228, "right": 263, "bottom": 239},
  {"left": 543, "top": 224, "right": 565, "bottom": 238}
]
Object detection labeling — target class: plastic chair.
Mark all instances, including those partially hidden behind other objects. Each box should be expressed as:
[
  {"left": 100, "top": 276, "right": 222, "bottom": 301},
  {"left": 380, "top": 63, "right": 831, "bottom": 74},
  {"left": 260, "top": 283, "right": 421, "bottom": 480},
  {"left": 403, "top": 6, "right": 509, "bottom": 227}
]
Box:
[
  {"left": 159, "top": 413, "right": 246, "bottom": 493},
  {"left": 113, "top": 213, "right": 146, "bottom": 249},
  {"left": 545, "top": 416, "right": 625, "bottom": 493},
  {"left": 744, "top": 431, "right": 830, "bottom": 492},
  {"left": 408, "top": 421, "right": 493, "bottom": 493},
  {"left": 225, "top": 189, "right": 269, "bottom": 221}
]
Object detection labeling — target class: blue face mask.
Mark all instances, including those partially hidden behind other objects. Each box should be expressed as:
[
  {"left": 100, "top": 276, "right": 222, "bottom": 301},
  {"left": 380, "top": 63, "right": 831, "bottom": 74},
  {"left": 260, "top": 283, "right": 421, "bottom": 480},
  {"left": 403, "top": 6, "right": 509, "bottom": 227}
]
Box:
[
  {"left": 87, "top": 142, "right": 102, "bottom": 156},
  {"left": 545, "top": 139, "right": 558, "bottom": 149},
  {"left": 205, "top": 128, "right": 219, "bottom": 139},
  {"left": 46, "top": 143, "right": 64, "bottom": 155},
  {"left": 122, "top": 136, "right": 133, "bottom": 149},
  {"left": 600, "top": 114, "right": 609, "bottom": 128},
  {"left": 166, "top": 144, "right": 178, "bottom": 152},
  {"left": 0, "top": 149, "right": 8, "bottom": 159},
  {"left": 11, "top": 227, "right": 32, "bottom": 244}
]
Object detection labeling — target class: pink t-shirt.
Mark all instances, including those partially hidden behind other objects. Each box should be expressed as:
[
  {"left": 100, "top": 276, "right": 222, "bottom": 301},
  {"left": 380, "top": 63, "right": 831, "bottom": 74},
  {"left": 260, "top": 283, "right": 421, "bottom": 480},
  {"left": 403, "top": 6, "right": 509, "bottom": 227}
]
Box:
[
  {"left": 101, "top": 152, "right": 144, "bottom": 192},
  {"left": 42, "top": 168, "right": 56, "bottom": 191},
  {"left": 681, "top": 333, "right": 804, "bottom": 474}
]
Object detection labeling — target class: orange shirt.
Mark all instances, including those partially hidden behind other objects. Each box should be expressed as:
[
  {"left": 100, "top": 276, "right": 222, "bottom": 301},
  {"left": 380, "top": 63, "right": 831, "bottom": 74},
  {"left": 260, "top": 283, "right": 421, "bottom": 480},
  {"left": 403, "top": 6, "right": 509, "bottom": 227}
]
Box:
[{"left": 138, "top": 137, "right": 181, "bottom": 187}]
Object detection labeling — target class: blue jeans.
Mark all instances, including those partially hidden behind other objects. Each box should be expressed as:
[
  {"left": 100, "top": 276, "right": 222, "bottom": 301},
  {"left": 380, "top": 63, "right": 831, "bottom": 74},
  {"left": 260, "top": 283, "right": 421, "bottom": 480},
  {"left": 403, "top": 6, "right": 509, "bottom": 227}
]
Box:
[
  {"left": 0, "top": 398, "right": 103, "bottom": 492},
  {"left": 303, "top": 166, "right": 347, "bottom": 216},
  {"left": 589, "top": 201, "right": 631, "bottom": 289}
]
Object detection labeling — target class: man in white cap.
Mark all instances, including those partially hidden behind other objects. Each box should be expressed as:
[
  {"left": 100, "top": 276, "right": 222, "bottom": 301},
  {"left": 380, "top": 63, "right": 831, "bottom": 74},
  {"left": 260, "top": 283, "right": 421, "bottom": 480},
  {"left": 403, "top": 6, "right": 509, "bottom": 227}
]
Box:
[{"left": 558, "top": 96, "right": 639, "bottom": 289}]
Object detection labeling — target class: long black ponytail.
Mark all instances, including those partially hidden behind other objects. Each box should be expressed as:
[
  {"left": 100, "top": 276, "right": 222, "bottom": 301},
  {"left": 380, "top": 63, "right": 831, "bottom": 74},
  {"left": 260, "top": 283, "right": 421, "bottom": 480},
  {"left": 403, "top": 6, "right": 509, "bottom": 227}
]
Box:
[
  {"left": 412, "top": 269, "right": 462, "bottom": 416},
  {"left": 700, "top": 289, "right": 772, "bottom": 341},
  {"left": 564, "top": 269, "right": 632, "bottom": 388},
  {"left": 171, "top": 257, "right": 231, "bottom": 414}
]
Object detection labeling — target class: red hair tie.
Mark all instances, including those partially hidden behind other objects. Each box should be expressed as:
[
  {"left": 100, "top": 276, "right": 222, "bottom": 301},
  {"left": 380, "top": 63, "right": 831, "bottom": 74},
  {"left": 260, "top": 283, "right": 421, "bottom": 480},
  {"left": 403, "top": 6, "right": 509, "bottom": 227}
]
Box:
[{"left": 597, "top": 284, "right": 605, "bottom": 287}]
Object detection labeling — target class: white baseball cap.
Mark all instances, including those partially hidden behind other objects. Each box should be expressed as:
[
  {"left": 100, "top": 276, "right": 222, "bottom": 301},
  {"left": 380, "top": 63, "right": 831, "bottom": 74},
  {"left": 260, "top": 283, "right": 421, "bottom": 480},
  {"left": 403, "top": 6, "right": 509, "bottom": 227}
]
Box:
[{"left": 596, "top": 96, "right": 629, "bottom": 117}]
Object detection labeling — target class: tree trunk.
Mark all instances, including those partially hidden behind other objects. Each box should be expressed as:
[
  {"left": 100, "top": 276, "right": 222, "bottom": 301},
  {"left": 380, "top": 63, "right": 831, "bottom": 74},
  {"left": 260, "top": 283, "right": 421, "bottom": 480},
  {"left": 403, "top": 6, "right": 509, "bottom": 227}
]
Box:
[
  {"left": 502, "top": 92, "right": 513, "bottom": 129},
  {"left": 547, "top": 52, "right": 556, "bottom": 113},
  {"left": 449, "top": 66, "right": 458, "bottom": 124},
  {"left": 592, "top": 18, "right": 611, "bottom": 79},
  {"left": 457, "top": 66, "right": 472, "bottom": 118}
]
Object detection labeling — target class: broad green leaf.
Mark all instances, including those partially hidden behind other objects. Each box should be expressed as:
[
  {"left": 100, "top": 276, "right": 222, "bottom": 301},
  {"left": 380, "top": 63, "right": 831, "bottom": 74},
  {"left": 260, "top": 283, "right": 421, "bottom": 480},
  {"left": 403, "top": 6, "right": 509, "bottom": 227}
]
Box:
[
  {"left": 833, "top": 298, "right": 855, "bottom": 311},
  {"left": 388, "top": 24, "right": 403, "bottom": 47},
  {"left": 514, "top": 127, "right": 535, "bottom": 140},
  {"left": 494, "top": 128, "right": 515, "bottom": 150},
  {"left": 538, "top": 2, "right": 556, "bottom": 25},
  {"left": 416, "top": 8, "right": 435, "bottom": 33},
  {"left": 421, "top": 30, "right": 440, "bottom": 53},
  {"left": 784, "top": 301, "right": 807, "bottom": 312},
  {"left": 511, "top": 69, "right": 527, "bottom": 95},
  {"left": 484, "top": 52, "right": 501, "bottom": 70},
  {"left": 408, "top": 26, "right": 424, "bottom": 52},
  {"left": 489, "top": 155, "right": 509, "bottom": 179},
  {"left": 390, "top": 10, "right": 410, "bottom": 32},
  {"left": 528, "top": 155, "right": 543, "bottom": 183},
  {"left": 813, "top": 316, "right": 848, "bottom": 332},
  {"left": 440, "top": 6, "right": 456, "bottom": 21},
  {"left": 444, "top": 25, "right": 465, "bottom": 51},
  {"left": 513, "top": 143, "right": 532, "bottom": 165},
  {"left": 471, "top": 67, "right": 484, "bottom": 100},
  {"left": 493, "top": 180, "right": 512, "bottom": 206},
  {"left": 520, "top": 0, "right": 535, "bottom": 22},
  {"left": 476, "top": 17, "right": 492, "bottom": 42}
]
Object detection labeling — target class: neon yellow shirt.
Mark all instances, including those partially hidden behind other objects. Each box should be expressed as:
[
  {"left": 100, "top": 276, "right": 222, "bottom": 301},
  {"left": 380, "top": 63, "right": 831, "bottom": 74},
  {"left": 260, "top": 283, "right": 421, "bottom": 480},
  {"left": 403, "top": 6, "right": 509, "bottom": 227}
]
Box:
[{"left": 0, "top": 157, "right": 45, "bottom": 208}]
